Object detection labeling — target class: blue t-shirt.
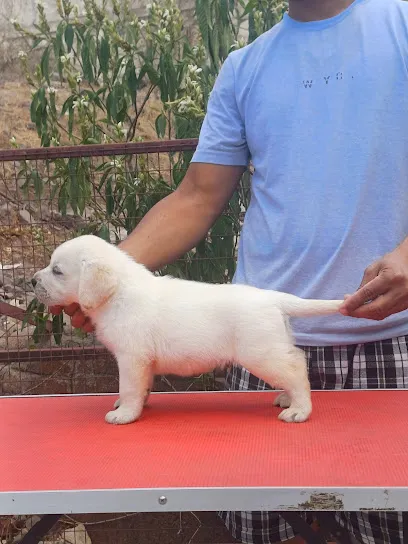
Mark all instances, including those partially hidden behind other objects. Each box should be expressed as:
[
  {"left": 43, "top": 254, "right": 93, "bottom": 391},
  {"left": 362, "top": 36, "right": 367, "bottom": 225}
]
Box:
[{"left": 191, "top": 0, "right": 408, "bottom": 346}]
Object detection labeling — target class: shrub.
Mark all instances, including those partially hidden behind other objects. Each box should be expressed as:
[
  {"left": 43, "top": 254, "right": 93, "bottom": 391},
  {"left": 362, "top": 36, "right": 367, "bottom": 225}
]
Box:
[{"left": 11, "top": 0, "right": 286, "bottom": 342}]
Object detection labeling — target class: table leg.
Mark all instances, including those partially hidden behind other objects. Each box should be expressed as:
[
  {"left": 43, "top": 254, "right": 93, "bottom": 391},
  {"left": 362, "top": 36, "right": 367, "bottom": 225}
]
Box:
[
  {"left": 403, "top": 513, "right": 408, "bottom": 539},
  {"left": 314, "top": 513, "right": 361, "bottom": 544},
  {"left": 19, "top": 515, "right": 62, "bottom": 544},
  {"left": 279, "top": 512, "right": 327, "bottom": 544}
]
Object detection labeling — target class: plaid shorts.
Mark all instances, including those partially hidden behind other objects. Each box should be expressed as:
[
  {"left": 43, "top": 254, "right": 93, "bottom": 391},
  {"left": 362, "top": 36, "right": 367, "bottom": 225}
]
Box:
[{"left": 219, "top": 335, "right": 408, "bottom": 544}]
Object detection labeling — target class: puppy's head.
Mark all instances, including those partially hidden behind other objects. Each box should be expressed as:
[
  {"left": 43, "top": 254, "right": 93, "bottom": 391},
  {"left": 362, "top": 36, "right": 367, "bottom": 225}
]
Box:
[{"left": 32, "top": 235, "right": 118, "bottom": 312}]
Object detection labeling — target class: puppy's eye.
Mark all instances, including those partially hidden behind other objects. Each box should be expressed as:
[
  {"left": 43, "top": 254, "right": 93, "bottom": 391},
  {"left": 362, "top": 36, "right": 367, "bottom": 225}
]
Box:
[{"left": 52, "top": 266, "right": 63, "bottom": 276}]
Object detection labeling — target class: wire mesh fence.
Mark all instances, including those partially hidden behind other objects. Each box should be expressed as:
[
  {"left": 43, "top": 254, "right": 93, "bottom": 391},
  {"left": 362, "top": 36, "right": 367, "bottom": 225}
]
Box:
[
  {"left": 1, "top": 512, "right": 236, "bottom": 544},
  {"left": 0, "top": 139, "right": 250, "bottom": 544},
  {"left": 0, "top": 139, "right": 250, "bottom": 397}
]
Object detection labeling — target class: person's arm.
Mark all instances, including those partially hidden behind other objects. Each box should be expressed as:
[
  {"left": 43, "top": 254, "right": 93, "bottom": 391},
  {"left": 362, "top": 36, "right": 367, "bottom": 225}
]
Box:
[
  {"left": 118, "top": 162, "right": 245, "bottom": 270},
  {"left": 339, "top": 237, "right": 408, "bottom": 320},
  {"left": 50, "top": 162, "right": 245, "bottom": 331},
  {"left": 50, "top": 51, "right": 249, "bottom": 332}
]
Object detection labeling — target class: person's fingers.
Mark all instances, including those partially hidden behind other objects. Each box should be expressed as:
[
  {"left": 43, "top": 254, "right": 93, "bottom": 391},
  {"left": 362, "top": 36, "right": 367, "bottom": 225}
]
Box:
[
  {"left": 82, "top": 319, "right": 94, "bottom": 334},
  {"left": 356, "top": 262, "right": 381, "bottom": 290},
  {"left": 339, "top": 274, "right": 388, "bottom": 315},
  {"left": 71, "top": 308, "right": 87, "bottom": 329},
  {"left": 49, "top": 305, "right": 63, "bottom": 315},
  {"left": 346, "top": 293, "right": 403, "bottom": 321},
  {"left": 64, "top": 303, "right": 80, "bottom": 317},
  {"left": 48, "top": 303, "right": 93, "bottom": 333}
]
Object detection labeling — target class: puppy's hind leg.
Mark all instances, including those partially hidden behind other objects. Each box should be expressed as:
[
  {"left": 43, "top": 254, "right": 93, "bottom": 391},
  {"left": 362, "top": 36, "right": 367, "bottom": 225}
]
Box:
[
  {"left": 252, "top": 346, "right": 312, "bottom": 423},
  {"left": 106, "top": 355, "right": 153, "bottom": 425},
  {"left": 274, "top": 347, "right": 312, "bottom": 423},
  {"left": 273, "top": 391, "right": 291, "bottom": 409},
  {"left": 143, "top": 372, "right": 154, "bottom": 406}
]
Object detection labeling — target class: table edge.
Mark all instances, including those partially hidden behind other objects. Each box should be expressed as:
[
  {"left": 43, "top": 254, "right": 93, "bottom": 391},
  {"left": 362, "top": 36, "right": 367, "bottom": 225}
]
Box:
[
  {"left": 2, "top": 389, "right": 408, "bottom": 400},
  {"left": 1, "top": 487, "right": 406, "bottom": 515}
]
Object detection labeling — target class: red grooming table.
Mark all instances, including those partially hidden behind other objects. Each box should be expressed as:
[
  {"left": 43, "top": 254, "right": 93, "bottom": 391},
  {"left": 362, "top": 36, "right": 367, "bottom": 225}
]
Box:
[{"left": 1, "top": 390, "right": 408, "bottom": 543}]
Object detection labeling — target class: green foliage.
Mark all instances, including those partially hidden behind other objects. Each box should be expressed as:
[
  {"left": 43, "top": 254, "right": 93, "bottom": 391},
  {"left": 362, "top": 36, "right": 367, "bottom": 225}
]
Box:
[
  {"left": 21, "top": 298, "right": 64, "bottom": 346},
  {"left": 12, "top": 0, "right": 286, "bottom": 342}
]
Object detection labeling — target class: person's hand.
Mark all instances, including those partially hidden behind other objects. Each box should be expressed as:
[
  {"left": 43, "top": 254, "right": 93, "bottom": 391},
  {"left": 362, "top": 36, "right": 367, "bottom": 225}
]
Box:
[
  {"left": 49, "top": 303, "right": 94, "bottom": 333},
  {"left": 339, "top": 244, "right": 408, "bottom": 321}
]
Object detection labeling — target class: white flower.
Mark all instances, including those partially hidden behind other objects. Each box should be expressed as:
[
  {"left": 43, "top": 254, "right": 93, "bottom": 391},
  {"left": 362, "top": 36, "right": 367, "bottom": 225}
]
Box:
[
  {"left": 60, "top": 51, "right": 74, "bottom": 64},
  {"left": 72, "top": 96, "right": 89, "bottom": 109},
  {"left": 116, "top": 122, "right": 127, "bottom": 136},
  {"left": 138, "top": 19, "right": 147, "bottom": 29},
  {"left": 76, "top": 73, "right": 82, "bottom": 83},
  {"left": 231, "top": 37, "right": 246, "bottom": 50},
  {"left": 18, "top": 51, "right": 27, "bottom": 59},
  {"left": 10, "top": 18, "right": 17, "bottom": 25},
  {"left": 9, "top": 136, "right": 16, "bottom": 144},
  {"left": 164, "top": 34, "right": 171, "bottom": 42},
  {"left": 47, "top": 86, "right": 56, "bottom": 94},
  {"left": 187, "top": 64, "right": 202, "bottom": 76},
  {"left": 177, "top": 96, "right": 194, "bottom": 114},
  {"left": 109, "top": 158, "right": 122, "bottom": 168}
]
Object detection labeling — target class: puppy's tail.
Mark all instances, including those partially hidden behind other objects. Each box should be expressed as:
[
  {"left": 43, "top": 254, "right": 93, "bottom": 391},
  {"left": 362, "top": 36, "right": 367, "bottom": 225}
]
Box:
[{"left": 278, "top": 294, "right": 343, "bottom": 318}]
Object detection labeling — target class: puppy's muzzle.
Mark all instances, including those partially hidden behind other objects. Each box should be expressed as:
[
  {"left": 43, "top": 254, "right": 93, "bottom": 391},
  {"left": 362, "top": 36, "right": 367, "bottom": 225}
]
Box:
[
  {"left": 31, "top": 271, "right": 41, "bottom": 288},
  {"left": 31, "top": 272, "right": 46, "bottom": 300}
]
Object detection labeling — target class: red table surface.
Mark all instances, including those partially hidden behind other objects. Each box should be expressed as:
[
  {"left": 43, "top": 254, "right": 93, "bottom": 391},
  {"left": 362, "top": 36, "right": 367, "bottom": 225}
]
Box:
[{"left": 1, "top": 390, "right": 407, "bottom": 493}]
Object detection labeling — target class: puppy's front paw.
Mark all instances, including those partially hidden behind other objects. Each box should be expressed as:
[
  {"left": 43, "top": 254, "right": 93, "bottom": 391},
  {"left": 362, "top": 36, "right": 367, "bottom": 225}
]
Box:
[
  {"left": 114, "top": 393, "right": 148, "bottom": 410},
  {"left": 273, "top": 392, "right": 291, "bottom": 409},
  {"left": 105, "top": 405, "right": 141, "bottom": 425},
  {"left": 278, "top": 405, "right": 311, "bottom": 423}
]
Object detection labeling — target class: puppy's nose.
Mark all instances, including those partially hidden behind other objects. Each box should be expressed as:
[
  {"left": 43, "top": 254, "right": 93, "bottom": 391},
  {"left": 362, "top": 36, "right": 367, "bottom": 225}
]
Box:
[{"left": 31, "top": 277, "right": 37, "bottom": 288}]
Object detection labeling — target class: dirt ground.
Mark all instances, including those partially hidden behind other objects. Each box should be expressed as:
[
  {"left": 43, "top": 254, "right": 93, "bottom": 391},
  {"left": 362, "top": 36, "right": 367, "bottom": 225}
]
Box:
[{"left": 0, "top": 77, "right": 161, "bottom": 148}]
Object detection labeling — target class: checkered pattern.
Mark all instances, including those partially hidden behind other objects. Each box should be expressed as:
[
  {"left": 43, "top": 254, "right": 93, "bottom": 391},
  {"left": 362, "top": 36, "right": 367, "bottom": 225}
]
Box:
[{"left": 219, "top": 335, "right": 408, "bottom": 544}]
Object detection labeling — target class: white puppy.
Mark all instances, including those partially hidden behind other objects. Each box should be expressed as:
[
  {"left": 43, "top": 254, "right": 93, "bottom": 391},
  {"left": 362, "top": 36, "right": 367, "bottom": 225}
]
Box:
[{"left": 33, "top": 235, "right": 343, "bottom": 425}]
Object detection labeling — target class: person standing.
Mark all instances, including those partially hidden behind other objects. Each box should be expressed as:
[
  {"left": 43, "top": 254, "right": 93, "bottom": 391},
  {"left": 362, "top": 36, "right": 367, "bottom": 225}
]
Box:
[{"left": 52, "top": 1, "right": 408, "bottom": 541}]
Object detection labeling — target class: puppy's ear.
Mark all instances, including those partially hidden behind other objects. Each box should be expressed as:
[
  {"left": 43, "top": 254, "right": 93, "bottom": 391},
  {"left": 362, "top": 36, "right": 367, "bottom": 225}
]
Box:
[{"left": 78, "top": 260, "right": 118, "bottom": 312}]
